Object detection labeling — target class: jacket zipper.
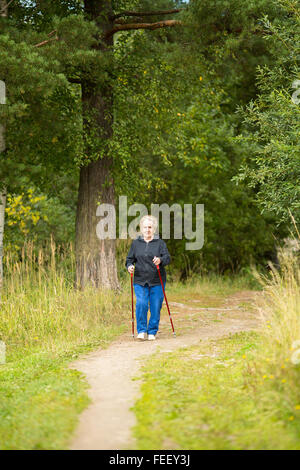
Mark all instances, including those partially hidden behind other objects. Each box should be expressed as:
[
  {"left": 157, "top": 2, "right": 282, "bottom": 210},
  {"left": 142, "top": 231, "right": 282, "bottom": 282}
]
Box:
[{"left": 145, "top": 241, "right": 149, "bottom": 284}]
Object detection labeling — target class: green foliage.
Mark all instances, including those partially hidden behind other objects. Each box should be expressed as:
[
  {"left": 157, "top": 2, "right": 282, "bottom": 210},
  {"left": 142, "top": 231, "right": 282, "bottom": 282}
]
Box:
[
  {"left": 110, "top": 0, "right": 289, "bottom": 275},
  {"left": 0, "top": 33, "right": 83, "bottom": 193},
  {"left": 232, "top": 0, "right": 300, "bottom": 224},
  {"left": 4, "top": 186, "right": 77, "bottom": 254},
  {"left": 0, "top": 0, "right": 296, "bottom": 276}
]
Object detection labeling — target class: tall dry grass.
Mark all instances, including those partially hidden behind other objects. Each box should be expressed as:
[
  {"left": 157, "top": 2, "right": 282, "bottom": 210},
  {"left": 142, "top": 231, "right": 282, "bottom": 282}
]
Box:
[
  {"left": 256, "top": 250, "right": 300, "bottom": 352},
  {"left": 1, "top": 237, "right": 131, "bottom": 359},
  {"left": 249, "top": 224, "right": 300, "bottom": 420}
]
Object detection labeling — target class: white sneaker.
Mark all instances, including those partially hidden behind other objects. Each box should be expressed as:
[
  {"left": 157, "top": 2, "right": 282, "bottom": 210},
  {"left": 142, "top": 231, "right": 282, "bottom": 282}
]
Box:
[
  {"left": 148, "top": 334, "right": 156, "bottom": 341},
  {"left": 137, "top": 332, "right": 146, "bottom": 340}
]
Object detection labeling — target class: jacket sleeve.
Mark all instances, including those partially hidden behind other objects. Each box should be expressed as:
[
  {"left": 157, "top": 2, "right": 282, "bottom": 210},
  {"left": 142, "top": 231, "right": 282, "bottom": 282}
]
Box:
[
  {"left": 159, "top": 240, "right": 171, "bottom": 267},
  {"left": 125, "top": 241, "right": 136, "bottom": 269}
]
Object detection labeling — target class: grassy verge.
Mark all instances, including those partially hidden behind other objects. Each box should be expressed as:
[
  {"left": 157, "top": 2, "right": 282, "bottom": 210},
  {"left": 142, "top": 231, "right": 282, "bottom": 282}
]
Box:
[
  {"left": 166, "top": 272, "right": 262, "bottom": 303},
  {"left": 0, "top": 241, "right": 131, "bottom": 450},
  {"left": 0, "top": 352, "right": 90, "bottom": 450},
  {"left": 132, "top": 332, "right": 300, "bottom": 450},
  {"left": 132, "top": 249, "right": 300, "bottom": 450}
]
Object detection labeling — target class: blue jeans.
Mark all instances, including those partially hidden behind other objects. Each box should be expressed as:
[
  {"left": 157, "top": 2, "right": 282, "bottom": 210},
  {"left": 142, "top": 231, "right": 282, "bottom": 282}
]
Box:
[{"left": 133, "top": 282, "right": 166, "bottom": 335}]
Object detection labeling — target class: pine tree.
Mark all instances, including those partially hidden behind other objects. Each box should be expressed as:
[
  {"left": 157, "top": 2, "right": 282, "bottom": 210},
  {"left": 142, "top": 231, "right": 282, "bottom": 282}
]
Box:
[{"left": 0, "top": 0, "right": 183, "bottom": 289}]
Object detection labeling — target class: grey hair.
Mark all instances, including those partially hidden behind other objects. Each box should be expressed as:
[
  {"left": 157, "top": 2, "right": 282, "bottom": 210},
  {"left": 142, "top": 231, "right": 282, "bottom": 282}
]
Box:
[{"left": 140, "top": 215, "right": 158, "bottom": 232}]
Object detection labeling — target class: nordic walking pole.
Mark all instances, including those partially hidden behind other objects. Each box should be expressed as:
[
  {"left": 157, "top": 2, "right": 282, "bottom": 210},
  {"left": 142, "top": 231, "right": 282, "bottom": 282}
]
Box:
[
  {"left": 156, "top": 265, "right": 176, "bottom": 337},
  {"left": 130, "top": 272, "right": 135, "bottom": 338}
]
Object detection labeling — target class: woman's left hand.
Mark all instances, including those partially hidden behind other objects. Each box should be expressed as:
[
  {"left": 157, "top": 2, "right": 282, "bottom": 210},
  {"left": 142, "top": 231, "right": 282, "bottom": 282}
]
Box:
[{"left": 152, "top": 256, "right": 161, "bottom": 265}]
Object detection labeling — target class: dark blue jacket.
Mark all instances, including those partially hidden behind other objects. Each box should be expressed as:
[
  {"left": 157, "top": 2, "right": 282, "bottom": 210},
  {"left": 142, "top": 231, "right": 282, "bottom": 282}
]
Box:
[{"left": 125, "top": 234, "right": 171, "bottom": 286}]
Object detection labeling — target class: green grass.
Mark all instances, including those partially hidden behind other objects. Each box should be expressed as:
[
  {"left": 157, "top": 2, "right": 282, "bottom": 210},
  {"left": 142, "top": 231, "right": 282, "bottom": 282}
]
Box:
[
  {"left": 163, "top": 273, "right": 262, "bottom": 315},
  {"left": 0, "top": 352, "right": 90, "bottom": 450},
  {"left": 0, "top": 320, "right": 128, "bottom": 450},
  {"left": 132, "top": 245, "right": 300, "bottom": 450},
  {"left": 132, "top": 332, "right": 300, "bottom": 450}
]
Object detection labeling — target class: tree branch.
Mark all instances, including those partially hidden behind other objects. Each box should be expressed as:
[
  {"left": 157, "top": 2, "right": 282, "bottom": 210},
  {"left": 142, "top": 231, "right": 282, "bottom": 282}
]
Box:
[
  {"left": 0, "top": 0, "right": 14, "bottom": 16},
  {"left": 110, "top": 8, "right": 184, "bottom": 21},
  {"left": 105, "top": 19, "right": 182, "bottom": 39},
  {"left": 47, "top": 29, "right": 57, "bottom": 38},
  {"left": 33, "top": 35, "right": 59, "bottom": 48}
]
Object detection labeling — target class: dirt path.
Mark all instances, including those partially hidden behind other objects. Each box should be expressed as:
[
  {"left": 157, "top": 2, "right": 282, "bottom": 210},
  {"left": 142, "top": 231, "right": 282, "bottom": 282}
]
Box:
[{"left": 68, "top": 290, "right": 264, "bottom": 450}]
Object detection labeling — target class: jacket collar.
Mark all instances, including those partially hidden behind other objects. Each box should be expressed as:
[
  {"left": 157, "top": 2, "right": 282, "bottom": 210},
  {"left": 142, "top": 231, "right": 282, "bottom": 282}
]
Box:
[{"left": 137, "top": 233, "right": 160, "bottom": 241}]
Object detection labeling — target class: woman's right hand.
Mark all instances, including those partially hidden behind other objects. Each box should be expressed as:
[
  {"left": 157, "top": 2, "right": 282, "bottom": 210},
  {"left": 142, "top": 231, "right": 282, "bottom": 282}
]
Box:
[{"left": 128, "top": 265, "right": 135, "bottom": 274}]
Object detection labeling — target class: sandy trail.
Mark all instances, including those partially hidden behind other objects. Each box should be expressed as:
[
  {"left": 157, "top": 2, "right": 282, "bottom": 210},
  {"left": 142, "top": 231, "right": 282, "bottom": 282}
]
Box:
[{"left": 69, "top": 290, "right": 263, "bottom": 450}]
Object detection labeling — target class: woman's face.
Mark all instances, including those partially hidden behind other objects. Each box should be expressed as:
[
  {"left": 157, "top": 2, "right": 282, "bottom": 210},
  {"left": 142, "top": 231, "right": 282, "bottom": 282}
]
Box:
[{"left": 141, "top": 219, "right": 155, "bottom": 240}]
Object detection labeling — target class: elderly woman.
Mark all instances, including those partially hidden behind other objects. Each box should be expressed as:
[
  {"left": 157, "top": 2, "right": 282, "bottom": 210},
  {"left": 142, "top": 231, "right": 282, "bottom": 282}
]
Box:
[{"left": 125, "top": 215, "right": 171, "bottom": 341}]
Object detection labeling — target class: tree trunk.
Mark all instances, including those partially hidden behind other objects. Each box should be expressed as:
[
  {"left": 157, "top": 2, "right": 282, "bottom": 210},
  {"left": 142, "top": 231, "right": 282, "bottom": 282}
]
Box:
[
  {"left": 0, "top": 0, "right": 7, "bottom": 297},
  {"left": 75, "top": 0, "right": 120, "bottom": 290}
]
